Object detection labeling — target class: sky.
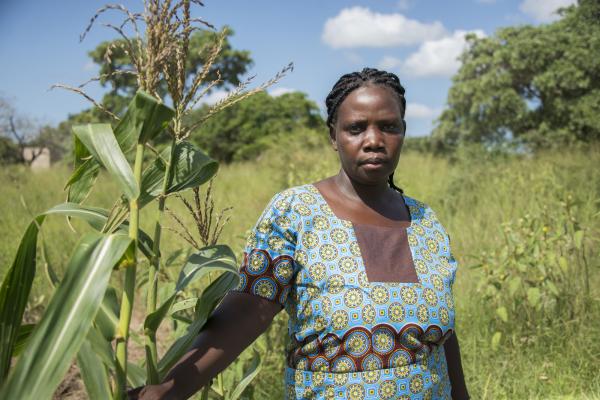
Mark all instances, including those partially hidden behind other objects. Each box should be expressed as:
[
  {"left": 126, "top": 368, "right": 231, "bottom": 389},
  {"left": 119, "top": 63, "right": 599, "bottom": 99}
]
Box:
[{"left": 0, "top": 0, "right": 576, "bottom": 137}]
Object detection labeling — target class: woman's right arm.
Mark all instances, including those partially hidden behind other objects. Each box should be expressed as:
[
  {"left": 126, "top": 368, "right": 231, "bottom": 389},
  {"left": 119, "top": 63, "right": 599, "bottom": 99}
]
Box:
[{"left": 136, "top": 291, "right": 282, "bottom": 400}]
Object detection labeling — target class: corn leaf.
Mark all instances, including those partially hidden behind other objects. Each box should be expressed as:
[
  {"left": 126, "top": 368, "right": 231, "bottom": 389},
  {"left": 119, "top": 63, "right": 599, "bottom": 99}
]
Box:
[
  {"left": 65, "top": 136, "right": 100, "bottom": 204},
  {"left": 12, "top": 324, "right": 35, "bottom": 358},
  {"left": 139, "top": 142, "right": 218, "bottom": 208},
  {"left": 94, "top": 286, "right": 120, "bottom": 341},
  {"left": 144, "top": 245, "right": 237, "bottom": 334},
  {"left": 114, "top": 90, "right": 175, "bottom": 145},
  {"left": 65, "top": 91, "right": 174, "bottom": 203},
  {"left": 168, "top": 142, "right": 219, "bottom": 194},
  {"left": 73, "top": 124, "right": 139, "bottom": 200},
  {"left": 229, "top": 349, "right": 262, "bottom": 400},
  {"left": 77, "top": 339, "right": 112, "bottom": 400},
  {"left": 127, "top": 362, "right": 146, "bottom": 388},
  {"left": 85, "top": 325, "right": 114, "bottom": 369},
  {"left": 0, "top": 215, "right": 44, "bottom": 380},
  {"left": 0, "top": 232, "right": 131, "bottom": 400},
  {"left": 158, "top": 272, "right": 239, "bottom": 378}
]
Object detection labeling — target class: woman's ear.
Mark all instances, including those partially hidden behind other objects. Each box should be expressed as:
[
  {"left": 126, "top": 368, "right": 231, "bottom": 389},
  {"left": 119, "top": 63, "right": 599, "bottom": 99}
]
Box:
[{"left": 329, "top": 125, "right": 338, "bottom": 151}]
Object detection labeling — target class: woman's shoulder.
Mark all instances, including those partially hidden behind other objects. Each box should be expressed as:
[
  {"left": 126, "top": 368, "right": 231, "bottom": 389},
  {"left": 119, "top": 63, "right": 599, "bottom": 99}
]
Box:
[
  {"left": 268, "top": 184, "right": 319, "bottom": 204},
  {"left": 401, "top": 193, "right": 440, "bottom": 222},
  {"left": 261, "top": 184, "right": 318, "bottom": 215}
]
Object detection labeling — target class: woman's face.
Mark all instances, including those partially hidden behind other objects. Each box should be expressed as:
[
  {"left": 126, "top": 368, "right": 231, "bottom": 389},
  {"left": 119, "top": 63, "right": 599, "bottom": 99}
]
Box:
[{"left": 330, "top": 84, "right": 405, "bottom": 186}]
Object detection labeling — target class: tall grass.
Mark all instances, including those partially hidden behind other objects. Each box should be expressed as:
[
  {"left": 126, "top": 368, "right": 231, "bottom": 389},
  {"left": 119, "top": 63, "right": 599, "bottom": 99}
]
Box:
[{"left": 1, "top": 142, "right": 599, "bottom": 399}]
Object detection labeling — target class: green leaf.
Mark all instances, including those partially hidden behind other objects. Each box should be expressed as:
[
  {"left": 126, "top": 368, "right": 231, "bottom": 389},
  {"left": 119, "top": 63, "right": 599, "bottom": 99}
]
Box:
[
  {"left": 65, "top": 136, "right": 100, "bottom": 204},
  {"left": 491, "top": 331, "right": 502, "bottom": 351},
  {"left": 65, "top": 91, "right": 173, "bottom": 204},
  {"left": 171, "top": 298, "right": 199, "bottom": 315},
  {"left": 0, "top": 216, "right": 44, "bottom": 379},
  {"left": 114, "top": 90, "right": 175, "bottom": 145},
  {"left": 66, "top": 159, "right": 101, "bottom": 204},
  {"left": 508, "top": 277, "right": 520, "bottom": 297},
  {"left": 139, "top": 142, "right": 218, "bottom": 208},
  {"left": 144, "top": 293, "right": 178, "bottom": 334},
  {"left": 73, "top": 124, "right": 139, "bottom": 200},
  {"left": 229, "top": 349, "right": 262, "bottom": 400},
  {"left": 158, "top": 272, "right": 239, "bottom": 378},
  {"left": 176, "top": 245, "right": 238, "bottom": 292},
  {"left": 546, "top": 281, "right": 560, "bottom": 297},
  {"left": 167, "top": 142, "right": 219, "bottom": 194},
  {"left": 94, "top": 286, "right": 120, "bottom": 341},
  {"left": 0, "top": 232, "right": 131, "bottom": 400},
  {"left": 77, "top": 339, "right": 112, "bottom": 400},
  {"left": 84, "top": 325, "right": 114, "bottom": 369},
  {"left": 496, "top": 306, "right": 508, "bottom": 323},
  {"left": 558, "top": 256, "right": 569, "bottom": 273},
  {"left": 127, "top": 362, "right": 146, "bottom": 388},
  {"left": 527, "top": 287, "right": 541, "bottom": 308},
  {"left": 144, "top": 245, "right": 237, "bottom": 334},
  {"left": 12, "top": 324, "right": 35, "bottom": 358},
  {"left": 574, "top": 230, "right": 584, "bottom": 250},
  {"left": 138, "top": 145, "right": 170, "bottom": 208}
]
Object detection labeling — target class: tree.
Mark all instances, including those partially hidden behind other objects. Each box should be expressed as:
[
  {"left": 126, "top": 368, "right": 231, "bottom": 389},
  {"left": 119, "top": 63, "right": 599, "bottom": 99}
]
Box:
[
  {"left": 432, "top": 0, "right": 600, "bottom": 149},
  {"left": 75, "top": 28, "right": 253, "bottom": 121},
  {"left": 0, "top": 96, "right": 66, "bottom": 165},
  {"left": 189, "top": 91, "right": 325, "bottom": 162}
]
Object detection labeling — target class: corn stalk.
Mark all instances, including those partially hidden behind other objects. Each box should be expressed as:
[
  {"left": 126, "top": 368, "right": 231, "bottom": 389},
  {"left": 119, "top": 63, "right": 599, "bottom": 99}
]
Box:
[{"left": 0, "top": 1, "right": 294, "bottom": 399}]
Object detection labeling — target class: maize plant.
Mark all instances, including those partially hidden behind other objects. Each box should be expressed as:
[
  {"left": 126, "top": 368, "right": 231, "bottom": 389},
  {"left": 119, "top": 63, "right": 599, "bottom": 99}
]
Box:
[{"left": 0, "top": 1, "right": 291, "bottom": 399}]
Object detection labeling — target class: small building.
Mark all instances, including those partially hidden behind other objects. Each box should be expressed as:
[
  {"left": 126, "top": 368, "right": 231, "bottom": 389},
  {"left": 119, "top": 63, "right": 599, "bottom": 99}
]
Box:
[{"left": 22, "top": 146, "right": 51, "bottom": 169}]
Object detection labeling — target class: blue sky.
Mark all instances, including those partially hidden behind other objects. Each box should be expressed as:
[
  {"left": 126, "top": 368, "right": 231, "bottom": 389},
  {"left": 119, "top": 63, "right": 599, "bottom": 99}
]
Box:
[{"left": 0, "top": 0, "right": 575, "bottom": 137}]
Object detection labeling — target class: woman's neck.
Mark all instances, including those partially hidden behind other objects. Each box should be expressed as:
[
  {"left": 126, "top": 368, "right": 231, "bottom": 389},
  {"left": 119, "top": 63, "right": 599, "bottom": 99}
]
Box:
[{"left": 333, "top": 169, "right": 394, "bottom": 204}]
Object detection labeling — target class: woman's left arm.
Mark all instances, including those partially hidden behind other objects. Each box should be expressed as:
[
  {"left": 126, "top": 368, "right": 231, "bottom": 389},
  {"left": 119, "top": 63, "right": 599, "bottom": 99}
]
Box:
[{"left": 444, "top": 332, "right": 470, "bottom": 400}]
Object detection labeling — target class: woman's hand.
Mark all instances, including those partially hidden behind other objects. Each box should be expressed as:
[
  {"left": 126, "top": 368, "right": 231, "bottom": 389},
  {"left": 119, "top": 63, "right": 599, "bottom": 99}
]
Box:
[{"left": 127, "top": 383, "right": 173, "bottom": 400}]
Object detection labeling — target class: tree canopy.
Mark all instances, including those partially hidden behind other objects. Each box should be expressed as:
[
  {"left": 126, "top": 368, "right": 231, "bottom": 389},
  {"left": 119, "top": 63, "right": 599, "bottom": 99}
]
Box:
[
  {"left": 189, "top": 91, "right": 325, "bottom": 162},
  {"left": 433, "top": 0, "right": 600, "bottom": 149}
]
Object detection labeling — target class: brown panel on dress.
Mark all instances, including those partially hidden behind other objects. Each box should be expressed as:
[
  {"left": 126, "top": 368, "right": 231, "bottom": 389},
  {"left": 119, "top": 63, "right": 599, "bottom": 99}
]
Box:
[{"left": 352, "top": 223, "right": 419, "bottom": 283}]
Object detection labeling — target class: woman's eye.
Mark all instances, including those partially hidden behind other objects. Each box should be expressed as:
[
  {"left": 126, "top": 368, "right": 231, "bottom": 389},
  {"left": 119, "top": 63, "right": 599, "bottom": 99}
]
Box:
[
  {"left": 383, "top": 124, "right": 401, "bottom": 132},
  {"left": 348, "top": 125, "right": 363, "bottom": 134}
]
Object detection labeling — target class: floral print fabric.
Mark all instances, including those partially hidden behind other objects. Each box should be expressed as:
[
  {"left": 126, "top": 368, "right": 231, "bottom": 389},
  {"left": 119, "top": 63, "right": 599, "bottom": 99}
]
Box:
[{"left": 231, "top": 184, "right": 457, "bottom": 399}]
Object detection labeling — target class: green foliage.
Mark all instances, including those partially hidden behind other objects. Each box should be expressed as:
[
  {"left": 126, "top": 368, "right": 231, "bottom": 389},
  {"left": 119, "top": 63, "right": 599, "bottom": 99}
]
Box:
[
  {"left": 433, "top": 1, "right": 600, "bottom": 149},
  {"left": 0, "top": 137, "right": 20, "bottom": 164},
  {"left": 0, "top": 89, "right": 245, "bottom": 399},
  {"left": 189, "top": 91, "right": 324, "bottom": 162},
  {"left": 0, "top": 232, "right": 131, "bottom": 400},
  {"left": 473, "top": 194, "right": 594, "bottom": 347}
]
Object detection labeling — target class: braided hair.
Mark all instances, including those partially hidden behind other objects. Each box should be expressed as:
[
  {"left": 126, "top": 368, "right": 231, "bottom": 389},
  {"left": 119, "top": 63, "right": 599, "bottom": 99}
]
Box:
[{"left": 325, "top": 67, "right": 406, "bottom": 194}]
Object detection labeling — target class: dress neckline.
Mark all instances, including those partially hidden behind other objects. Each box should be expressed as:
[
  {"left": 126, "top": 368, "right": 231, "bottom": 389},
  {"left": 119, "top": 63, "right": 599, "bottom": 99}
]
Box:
[{"left": 308, "top": 183, "right": 413, "bottom": 229}]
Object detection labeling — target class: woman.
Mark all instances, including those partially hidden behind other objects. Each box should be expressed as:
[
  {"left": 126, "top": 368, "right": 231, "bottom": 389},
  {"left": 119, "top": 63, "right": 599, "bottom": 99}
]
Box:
[{"left": 134, "top": 68, "right": 469, "bottom": 399}]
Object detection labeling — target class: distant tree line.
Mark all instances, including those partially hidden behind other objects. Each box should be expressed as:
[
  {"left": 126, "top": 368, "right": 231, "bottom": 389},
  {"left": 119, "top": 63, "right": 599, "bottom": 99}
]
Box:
[{"left": 3, "top": 1, "right": 598, "bottom": 165}]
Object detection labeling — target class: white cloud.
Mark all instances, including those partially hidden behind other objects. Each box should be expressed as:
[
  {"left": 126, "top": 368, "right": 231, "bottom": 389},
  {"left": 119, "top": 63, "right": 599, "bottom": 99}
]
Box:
[
  {"left": 405, "top": 103, "right": 442, "bottom": 119},
  {"left": 401, "top": 30, "right": 486, "bottom": 77},
  {"left": 200, "top": 90, "right": 229, "bottom": 105},
  {"left": 378, "top": 56, "right": 404, "bottom": 71},
  {"left": 270, "top": 87, "right": 295, "bottom": 97},
  {"left": 322, "top": 7, "right": 446, "bottom": 49},
  {"left": 519, "top": 0, "right": 576, "bottom": 22}
]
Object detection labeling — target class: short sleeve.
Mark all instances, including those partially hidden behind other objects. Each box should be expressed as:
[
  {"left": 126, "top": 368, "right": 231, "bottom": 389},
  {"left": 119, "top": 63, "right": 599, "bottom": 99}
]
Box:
[{"left": 230, "top": 190, "right": 300, "bottom": 307}]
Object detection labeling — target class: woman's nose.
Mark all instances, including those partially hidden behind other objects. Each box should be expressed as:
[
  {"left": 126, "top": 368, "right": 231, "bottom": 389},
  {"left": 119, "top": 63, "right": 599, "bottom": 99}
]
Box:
[{"left": 363, "top": 125, "right": 385, "bottom": 151}]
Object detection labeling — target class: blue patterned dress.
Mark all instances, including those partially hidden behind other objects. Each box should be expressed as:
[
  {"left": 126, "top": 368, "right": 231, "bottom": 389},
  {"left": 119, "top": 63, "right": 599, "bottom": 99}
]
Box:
[{"left": 231, "top": 184, "right": 457, "bottom": 399}]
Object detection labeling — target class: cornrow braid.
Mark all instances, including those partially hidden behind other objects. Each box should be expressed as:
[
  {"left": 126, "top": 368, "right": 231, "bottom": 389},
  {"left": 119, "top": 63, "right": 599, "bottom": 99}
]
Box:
[{"left": 326, "top": 67, "right": 406, "bottom": 194}]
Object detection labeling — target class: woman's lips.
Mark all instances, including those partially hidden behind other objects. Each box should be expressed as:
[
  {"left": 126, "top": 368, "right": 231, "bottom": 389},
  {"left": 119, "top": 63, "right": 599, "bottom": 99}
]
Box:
[{"left": 360, "top": 158, "right": 386, "bottom": 169}]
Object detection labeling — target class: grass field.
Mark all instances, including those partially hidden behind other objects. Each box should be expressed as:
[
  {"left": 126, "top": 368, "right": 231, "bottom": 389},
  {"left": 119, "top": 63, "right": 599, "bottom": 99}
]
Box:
[{"left": 1, "top": 142, "right": 599, "bottom": 399}]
